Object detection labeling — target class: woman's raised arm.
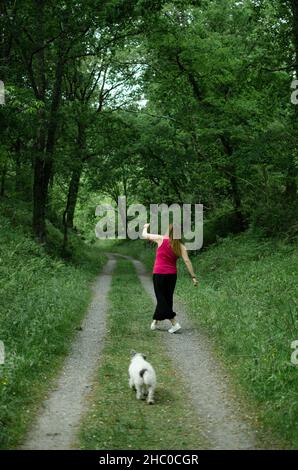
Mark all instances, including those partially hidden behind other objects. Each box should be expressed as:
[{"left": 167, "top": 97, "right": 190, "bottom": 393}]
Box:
[{"left": 142, "top": 224, "right": 163, "bottom": 244}]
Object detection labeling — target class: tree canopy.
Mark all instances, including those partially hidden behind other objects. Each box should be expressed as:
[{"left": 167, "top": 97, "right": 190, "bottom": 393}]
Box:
[{"left": 1, "top": 0, "right": 297, "bottom": 248}]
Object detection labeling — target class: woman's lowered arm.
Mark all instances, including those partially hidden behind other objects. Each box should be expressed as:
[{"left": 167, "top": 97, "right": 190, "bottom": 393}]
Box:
[{"left": 181, "top": 244, "right": 198, "bottom": 286}]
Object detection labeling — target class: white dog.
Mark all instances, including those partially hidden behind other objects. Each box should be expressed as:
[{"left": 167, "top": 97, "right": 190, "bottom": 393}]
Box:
[{"left": 128, "top": 351, "right": 156, "bottom": 404}]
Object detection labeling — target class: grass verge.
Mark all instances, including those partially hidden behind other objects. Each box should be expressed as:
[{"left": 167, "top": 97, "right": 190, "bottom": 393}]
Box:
[
  {"left": 106, "top": 234, "right": 298, "bottom": 448},
  {"left": 0, "top": 201, "right": 106, "bottom": 449},
  {"left": 78, "top": 258, "right": 206, "bottom": 450},
  {"left": 176, "top": 234, "right": 298, "bottom": 448}
]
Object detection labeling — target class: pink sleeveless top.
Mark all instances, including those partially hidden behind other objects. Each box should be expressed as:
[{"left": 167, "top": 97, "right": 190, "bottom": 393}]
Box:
[{"left": 153, "top": 237, "right": 178, "bottom": 274}]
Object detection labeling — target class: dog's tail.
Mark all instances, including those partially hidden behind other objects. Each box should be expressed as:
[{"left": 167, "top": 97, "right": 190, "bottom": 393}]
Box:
[{"left": 139, "top": 368, "right": 147, "bottom": 378}]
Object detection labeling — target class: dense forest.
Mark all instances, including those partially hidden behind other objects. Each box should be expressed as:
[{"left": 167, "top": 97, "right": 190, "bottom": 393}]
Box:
[
  {"left": 1, "top": 0, "right": 297, "bottom": 246},
  {"left": 1, "top": 0, "right": 298, "bottom": 453}
]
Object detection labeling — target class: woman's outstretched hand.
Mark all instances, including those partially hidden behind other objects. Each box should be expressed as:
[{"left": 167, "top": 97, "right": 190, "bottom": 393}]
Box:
[
  {"left": 192, "top": 277, "right": 198, "bottom": 287},
  {"left": 143, "top": 223, "right": 150, "bottom": 229}
]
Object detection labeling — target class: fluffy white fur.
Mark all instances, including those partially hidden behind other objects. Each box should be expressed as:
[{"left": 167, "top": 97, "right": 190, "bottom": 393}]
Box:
[{"left": 128, "top": 352, "right": 157, "bottom": 404}]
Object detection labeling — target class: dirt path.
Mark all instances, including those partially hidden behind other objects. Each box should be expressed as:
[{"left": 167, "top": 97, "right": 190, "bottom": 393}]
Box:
[
  {"left": 128, "top": 255, "right": 258, "bottom": 450},
  {"left": 21, "top": 256, "right": 116, "bottom": 450},
  {"left": 22, "top": 251, "right": 261, "bottom": 450}
]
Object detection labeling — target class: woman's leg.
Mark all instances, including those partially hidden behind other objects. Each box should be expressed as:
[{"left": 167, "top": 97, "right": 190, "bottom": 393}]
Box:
[
  {"left": 152, "top": 274, "right": 180, "bottom": 332},
  {"left": 165, "top": 274, "right": 177, "bottom": 322},
  {"left": 165, "top": 274, "right": 181, "bottom": 332},
  {"left": 151, "top": 319, "right": 159, "bottom": 327},
  {"left": 152, "top": 274, "right": 168, "bottom": 321}
]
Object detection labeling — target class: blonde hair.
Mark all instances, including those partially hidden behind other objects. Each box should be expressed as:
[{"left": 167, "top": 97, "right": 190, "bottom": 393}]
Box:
[{"left": 168, "top": 224, "right": 182, "bottom": 257}]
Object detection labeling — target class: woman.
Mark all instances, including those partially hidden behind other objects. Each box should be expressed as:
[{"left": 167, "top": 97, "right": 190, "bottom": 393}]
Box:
[{"left": 142, "top": 223, "right": 198, "bottom": 333}]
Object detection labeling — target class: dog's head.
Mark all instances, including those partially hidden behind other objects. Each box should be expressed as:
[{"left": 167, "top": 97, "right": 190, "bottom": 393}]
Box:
[{"left": 130, "top": 350, "right": 147, "bottom": 360}]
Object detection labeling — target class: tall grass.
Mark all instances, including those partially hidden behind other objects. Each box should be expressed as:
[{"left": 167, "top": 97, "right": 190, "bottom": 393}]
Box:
[
  {"left": 176, "top": 235, "right": 298, "bottom": 448},
  {"left": 109, "top": 234, "right": 298, "bottom": 448},
  {"left": 0, "top": 201, "right": 106, "bottom": 448}
]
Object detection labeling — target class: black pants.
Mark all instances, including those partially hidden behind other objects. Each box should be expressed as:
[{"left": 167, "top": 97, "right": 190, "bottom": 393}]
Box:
[{"left": 152, "top": 273, "right": 177, "bottom": 321}]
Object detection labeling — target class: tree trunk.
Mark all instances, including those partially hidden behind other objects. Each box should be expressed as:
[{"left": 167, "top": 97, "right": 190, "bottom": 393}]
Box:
[
  {"left": 32, "top": 156, "right": 47, "bottom": 240},
  {"left": 32, "top": 39, "right": 64, "bottom": 241},
  {"left": 62, "top": 121, "right": 86, "bottom": 252},
  {"left": 62, "top": 163, "right": 83, "bottom": 253},
  {"left": 66, "top": 121, "right": 86, "bottom": 228},
  {"left": 220, "top": 136, "right": 245, "bottom": 231},
  {"left": 286, "top": 0, "right": 298, "bottom": 200},
  {"left": 0, "top": 164, "right": 7, "bottom": 197},
  {"left": 15, "top": 139, "right": 22, "bottom": 193},
  {"left": 291, "top": 0, "right": 298, "bottom": 74},
  {"left": 0, "top": 1, "right": 13, "bottom": 74},
  {"left": 66, "top": 162, "right": 84, "bottom": 229}
]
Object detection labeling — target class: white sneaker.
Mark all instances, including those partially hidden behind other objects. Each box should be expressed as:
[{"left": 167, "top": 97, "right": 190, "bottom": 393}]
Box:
[
  {"left": 168, "top": 322, "right": 181, "bottom": 334},
  {"left": 151, "top": 321, "right": 158, "bottom": 331}
]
